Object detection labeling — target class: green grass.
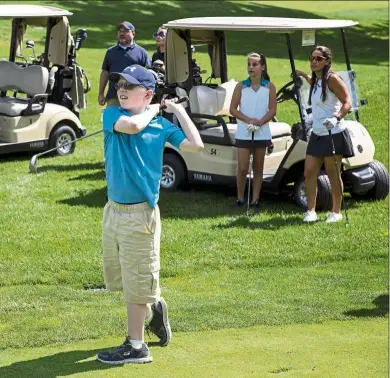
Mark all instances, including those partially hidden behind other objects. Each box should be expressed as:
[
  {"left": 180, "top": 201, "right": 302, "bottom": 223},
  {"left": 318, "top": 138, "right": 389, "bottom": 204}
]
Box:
[
  {"left": 1, "top": 320, "right": 387, "bottom": 377},
  {"left": 0, "top": 1, "right": 388, "bottom": 376}
]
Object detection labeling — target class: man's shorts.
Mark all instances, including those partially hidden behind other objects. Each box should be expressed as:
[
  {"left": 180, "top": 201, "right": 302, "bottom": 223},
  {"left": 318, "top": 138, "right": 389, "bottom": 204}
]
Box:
[{"left": 102, "top": 199, "right": 161, "bottom": 304}]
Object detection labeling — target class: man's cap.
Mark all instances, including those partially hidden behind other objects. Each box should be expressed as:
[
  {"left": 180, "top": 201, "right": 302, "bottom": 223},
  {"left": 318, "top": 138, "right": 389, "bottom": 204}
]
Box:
[
  {"left": 109, "top": 65, "right": 156, "bottom": 93},
  {"left": 118, "top": 21, "right": 135, "bottom": 32}
]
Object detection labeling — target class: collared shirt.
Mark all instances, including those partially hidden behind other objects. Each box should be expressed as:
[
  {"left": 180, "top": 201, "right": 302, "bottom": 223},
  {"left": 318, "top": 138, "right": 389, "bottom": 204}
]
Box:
[
  {"left": 102, "top": 43, "right": 152, "bottom": 99},
  {"left": 103, "top": 106, "right": 186, "bottom": 207}
]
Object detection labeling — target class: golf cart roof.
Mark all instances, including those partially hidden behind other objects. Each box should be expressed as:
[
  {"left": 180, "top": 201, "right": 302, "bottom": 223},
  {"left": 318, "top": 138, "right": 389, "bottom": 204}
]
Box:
[
  {"left": 164, "top": 17, "right": 358, "bottom": 32},
  {"left": 0, "top": 4, "right": 72, "bottom": 18}
]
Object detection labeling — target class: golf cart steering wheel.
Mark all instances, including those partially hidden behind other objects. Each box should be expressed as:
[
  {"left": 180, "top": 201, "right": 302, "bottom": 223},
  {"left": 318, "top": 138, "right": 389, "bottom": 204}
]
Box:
[{"left": 276, "top": 78, "right": 302, "bottom": 105}]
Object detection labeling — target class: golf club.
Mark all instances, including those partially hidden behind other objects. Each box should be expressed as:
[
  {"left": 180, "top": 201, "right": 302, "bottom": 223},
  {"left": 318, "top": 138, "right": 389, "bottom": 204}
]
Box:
[
  {"left": 29, "top": 97, "right": 188, "bottom": 173},
  {"left": 246, "top": 130, "right": 255, "bottom": 217},
  {"left": 29, "top": 129, "right": 103, "bottom": 173},
  {"left": 328, "top": 130, "right": 349, "bottom": 225}
]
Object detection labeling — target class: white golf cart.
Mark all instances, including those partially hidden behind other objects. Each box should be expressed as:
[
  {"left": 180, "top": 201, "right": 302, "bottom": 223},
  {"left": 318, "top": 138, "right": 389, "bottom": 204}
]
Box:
[
  {"left": 159, "top": 17, "right": 389, "bottom": 209},
  {"left": 0, "top": 4, "right": 90, "bottom": 156}
]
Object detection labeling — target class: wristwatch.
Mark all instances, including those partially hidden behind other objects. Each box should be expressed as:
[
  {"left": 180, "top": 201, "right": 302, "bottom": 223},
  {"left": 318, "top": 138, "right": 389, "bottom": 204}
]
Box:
[{"left": 336, "top": 116, "right": 341, "bottom": 122}]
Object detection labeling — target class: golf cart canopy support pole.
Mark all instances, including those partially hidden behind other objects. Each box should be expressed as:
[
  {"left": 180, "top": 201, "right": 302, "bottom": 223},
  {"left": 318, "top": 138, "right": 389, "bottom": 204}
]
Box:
[
  {"left": 218, "top": 31, "right": 228, "bottom": 84},
  {"left": 9, "top": 18, "right": 19, "bottom": 62},
  {"left": 341, "top": 28, "right": 360, "bottom": 122},
  {"left": 285, "top": 33, "right": 306, "bottom": 140},
  {"left": 184, "top": 29, "right": 193, "bottom": 93}
]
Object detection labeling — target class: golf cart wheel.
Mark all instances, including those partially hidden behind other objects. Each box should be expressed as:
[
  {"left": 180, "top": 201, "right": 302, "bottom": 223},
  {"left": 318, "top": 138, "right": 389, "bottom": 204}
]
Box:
[
  {"left": 293, "top": 170, "right": 332, "bottom": 211},
  {"left": 356, "top": 160, "right": 389, "bottom": 200},
  {"left": 161, "top": 153, "right": 186, "bottom": 192},
  {"left": 50, "top": 125, "right": 77, "bottom": 156}
]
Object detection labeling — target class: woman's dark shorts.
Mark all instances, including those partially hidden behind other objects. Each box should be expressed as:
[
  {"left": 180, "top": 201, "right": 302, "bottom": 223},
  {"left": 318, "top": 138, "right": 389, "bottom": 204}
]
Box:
[
  {"left": 306, "top": 129, "right": 355, "bottom": 158},
  {"left": 235, "top": 139, "right": 272, "bottom": 149}
]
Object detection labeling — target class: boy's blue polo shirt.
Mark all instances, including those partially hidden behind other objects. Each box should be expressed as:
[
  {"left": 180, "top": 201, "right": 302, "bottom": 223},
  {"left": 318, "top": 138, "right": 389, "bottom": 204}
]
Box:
[
  {"left": 102, "top": 43, "right": 152, "bottom": 100},
  {"left": 103, "top": 107, "right": 186, "bottom": 207}
]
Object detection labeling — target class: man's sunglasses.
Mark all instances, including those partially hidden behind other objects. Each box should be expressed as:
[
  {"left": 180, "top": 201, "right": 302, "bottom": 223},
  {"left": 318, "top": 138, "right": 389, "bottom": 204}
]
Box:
[
  {"left": 114, "top": 82, "right": 145, "bottom": 90},
  {"left": 309, "top": 55, "right": 328, "bottom": 62},
  {"left": 153, "top": 31, "right": 166, "bottom": 38}
]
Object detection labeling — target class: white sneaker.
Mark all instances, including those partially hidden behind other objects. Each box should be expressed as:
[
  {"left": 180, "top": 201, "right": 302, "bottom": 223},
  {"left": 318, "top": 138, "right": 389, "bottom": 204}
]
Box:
[
  {"left": 326, "top": 212, "right": 343, "bottom": 223},
  {"left": 303, "top": 210, "right": 318, "bottom": 222}
]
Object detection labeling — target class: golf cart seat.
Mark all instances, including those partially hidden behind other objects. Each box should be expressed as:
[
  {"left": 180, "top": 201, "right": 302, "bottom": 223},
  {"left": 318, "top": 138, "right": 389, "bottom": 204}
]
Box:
[
  {"left": 189, "top": 80, "right": 291, "bottom": 145},
  {"left": 189, "top": 79, "right": 238, "bottom": 122},
  {"left": 189, "top": 80, "right": 238, "bottom": 145},
  {"left": 0, "top": 60, "right": 48, "bottom": 117},
  {"left": 199, "top": 121, "right": 292, "bottom": 144}
]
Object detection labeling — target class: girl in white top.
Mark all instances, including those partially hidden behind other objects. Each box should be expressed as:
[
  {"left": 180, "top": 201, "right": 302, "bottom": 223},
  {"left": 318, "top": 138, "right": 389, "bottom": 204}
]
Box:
[
  {"left": 230, "top": 52, "right": 277, "bottom": 208},
  {"left": 295, "top": 46, "right": 353, "bottom": 223}
]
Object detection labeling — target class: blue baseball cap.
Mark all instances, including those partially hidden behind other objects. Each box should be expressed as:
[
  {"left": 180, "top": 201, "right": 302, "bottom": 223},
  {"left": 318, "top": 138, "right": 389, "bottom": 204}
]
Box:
[
  {"left": 118, "top": 21, "right": 135, "bottom": 32},
  {"left": 109, "top": 64, "right": 156, "bottom": 93}
]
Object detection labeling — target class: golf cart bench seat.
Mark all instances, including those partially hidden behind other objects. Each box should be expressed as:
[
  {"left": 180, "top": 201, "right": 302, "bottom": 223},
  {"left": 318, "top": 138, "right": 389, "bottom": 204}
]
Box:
[
  {"left": 199, "top": 122, "right": 292, "bottom": 144},
  {"left": 189, "top": 80, "right": 291, "bottom": 144},
  {"left": 0, "top": 61, "right": 48, "bottom": 117},
  {"left": 189, "top": 80, "right": 238, "bottom": 120}
]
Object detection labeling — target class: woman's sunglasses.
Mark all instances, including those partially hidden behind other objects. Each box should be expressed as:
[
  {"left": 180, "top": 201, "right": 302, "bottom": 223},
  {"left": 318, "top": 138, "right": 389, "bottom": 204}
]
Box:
[
  {"left": 153, "top": 31, "right": 166, "bottom": 38},
  {"left": 309, "top": 55, "right": 328, "bottom": 62},
  {"left": 114, "top": 82, "right": 144, "bottom": 91}
]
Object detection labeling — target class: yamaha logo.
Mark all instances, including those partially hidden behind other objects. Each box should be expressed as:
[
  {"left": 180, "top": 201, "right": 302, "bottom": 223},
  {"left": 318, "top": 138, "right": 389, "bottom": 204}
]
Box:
[{"left": 193, "top": 173, "right": 212, "bottom": 182}]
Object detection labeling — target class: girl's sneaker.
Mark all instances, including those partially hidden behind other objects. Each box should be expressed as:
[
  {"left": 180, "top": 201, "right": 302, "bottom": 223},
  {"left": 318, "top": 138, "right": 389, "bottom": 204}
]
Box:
[
  {"left": 303, "top": 210, "right": 318, "bottom": 222},
  {"left": 326, "top": 212, "right": 343, "bottom": 223}
]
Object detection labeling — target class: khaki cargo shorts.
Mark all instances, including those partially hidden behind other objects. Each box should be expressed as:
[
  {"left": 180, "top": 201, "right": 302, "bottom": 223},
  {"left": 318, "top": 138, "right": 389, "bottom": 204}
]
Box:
[{"left": 102, "top": 199, "right": 161, "bottom": 304}]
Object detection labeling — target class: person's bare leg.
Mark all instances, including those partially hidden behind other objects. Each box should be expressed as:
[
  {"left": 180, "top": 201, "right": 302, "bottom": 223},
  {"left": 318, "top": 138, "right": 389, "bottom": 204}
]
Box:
[
  {"left": 236, "top": 148, "right": 250, "bottom": 201},
  {"left": 127, "top": 303, "right": 147, "bottom": 342},
  {"left": 324, "top": 155, "right": 343, "bottom": 213},
  {"left": 304, "top": 155, "right": 323, "bottom": 211},
  {"left": 252, "top": 148, "right": 266, "bottom": 202}
]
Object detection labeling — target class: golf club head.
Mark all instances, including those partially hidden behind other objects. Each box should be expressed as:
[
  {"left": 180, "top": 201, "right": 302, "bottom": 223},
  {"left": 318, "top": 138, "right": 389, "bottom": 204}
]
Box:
[{"left": 29, "top": 155, "right": 38, "bottom": 173}]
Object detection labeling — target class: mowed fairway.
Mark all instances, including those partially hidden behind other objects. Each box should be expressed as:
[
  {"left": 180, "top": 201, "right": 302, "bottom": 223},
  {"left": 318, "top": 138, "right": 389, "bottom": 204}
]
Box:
[{"left": 0, "top": 1, "right": 388, "bottom": 377}]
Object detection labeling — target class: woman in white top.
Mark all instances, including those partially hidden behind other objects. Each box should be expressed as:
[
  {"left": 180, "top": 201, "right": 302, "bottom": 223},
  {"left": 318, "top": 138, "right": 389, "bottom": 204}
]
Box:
[
  {"left": 230, "top": 52, "right": 277, "bottom": 209},
  {"left": 296, "top": 46, "right": 353, "bottom": 223}
]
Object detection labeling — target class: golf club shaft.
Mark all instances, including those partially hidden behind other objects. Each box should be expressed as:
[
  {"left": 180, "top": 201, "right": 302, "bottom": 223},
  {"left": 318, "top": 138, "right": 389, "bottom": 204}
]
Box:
[
  {"left": 328, "top": 130, "right": 349, "bottom": 224},
  {"left": 36, "top": 129, "right": 103, "bottom": 159},
  {"left": 29, "top": 97, "right": 188, "bottom": 172},
  {"left": 34, "top": 98, "right": 187, "bottom": 158},
  {"left": 246, "top": 130, "right": 255, "bottom": 216}
]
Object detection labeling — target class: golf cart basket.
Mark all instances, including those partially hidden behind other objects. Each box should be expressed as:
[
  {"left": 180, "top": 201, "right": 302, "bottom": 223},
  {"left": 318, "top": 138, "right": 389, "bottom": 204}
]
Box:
[{"left": 7, "top": 6, "right": 90, "bottom": 118}]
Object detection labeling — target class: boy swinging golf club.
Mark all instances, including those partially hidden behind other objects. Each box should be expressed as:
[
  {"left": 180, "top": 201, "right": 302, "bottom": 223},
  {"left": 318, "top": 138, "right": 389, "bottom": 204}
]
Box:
[{"left": 96, "top": 64, "right": 203, "bottom": 364}]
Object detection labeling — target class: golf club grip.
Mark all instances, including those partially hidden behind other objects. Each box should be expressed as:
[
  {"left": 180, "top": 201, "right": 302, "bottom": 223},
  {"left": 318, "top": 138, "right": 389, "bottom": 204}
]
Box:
[{"left": 159, "top": 97, "right": 187, "bottom": 110}]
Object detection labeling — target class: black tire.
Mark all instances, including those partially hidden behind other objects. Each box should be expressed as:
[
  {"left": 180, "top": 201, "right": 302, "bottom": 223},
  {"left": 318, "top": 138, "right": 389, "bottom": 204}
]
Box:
[
  {"left": 50, "top": 124, "right": 77, "bottom": 156},
  {"left": 355, "top": 160, "right": 389, "bottom": 200},
  {"left": 160, "top": 153, "right": 186, "bottom": 192},
  {"left": 293, "top": 170, "right": 333, "bottom": 211}
]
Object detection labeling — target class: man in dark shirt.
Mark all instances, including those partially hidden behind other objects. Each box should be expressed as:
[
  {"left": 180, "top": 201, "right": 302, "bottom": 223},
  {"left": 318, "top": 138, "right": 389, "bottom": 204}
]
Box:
[{"left": 98, "top": 21, "right": 152, "bottom": 107}]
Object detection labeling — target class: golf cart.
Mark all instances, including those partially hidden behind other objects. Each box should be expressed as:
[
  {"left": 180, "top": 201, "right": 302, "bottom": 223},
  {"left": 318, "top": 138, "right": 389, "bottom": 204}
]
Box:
[
  {"left": 159, "top": 17, "right": 389, "bottom": 209},
  {"left": 0, "top": 4, "right": 90, "bottom": 156}
]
